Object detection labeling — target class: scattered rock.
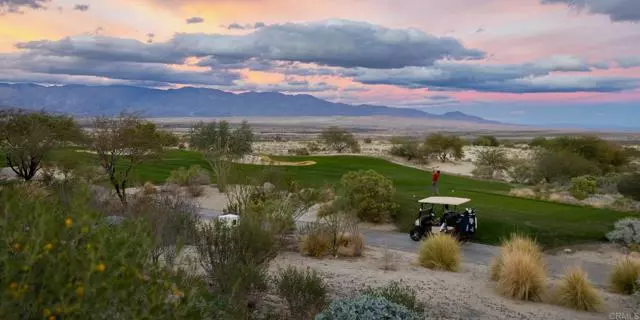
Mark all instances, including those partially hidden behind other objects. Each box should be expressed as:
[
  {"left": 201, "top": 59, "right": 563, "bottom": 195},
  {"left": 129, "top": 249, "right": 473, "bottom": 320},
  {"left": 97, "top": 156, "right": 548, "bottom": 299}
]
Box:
[
  {"left": 263, "top": 182, "right": 276, "bottom": 193},
  {"left": 563, "top": 248, "right": 572, "bottom": 254}
]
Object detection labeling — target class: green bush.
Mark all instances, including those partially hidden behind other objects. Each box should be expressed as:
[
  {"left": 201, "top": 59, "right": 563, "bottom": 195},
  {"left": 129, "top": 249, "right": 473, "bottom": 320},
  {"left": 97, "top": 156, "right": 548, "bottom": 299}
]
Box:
[
  {"left": 0, "top": 183, "right": 213, "bottom": 319},
  {"left": 361, "top": 281, "right": 425, "bottom": 314},
  {"left": 167, "top": 165, "right": 211, "bottom": 196},
  {"left": 423, "top": 133, "right": 465, "bottom": 162},
  {"left": 340, "top": 170, "right": 397, "bottom": 223},
  {"left": 315, "top": 295, "right": 421, "bottom": 320},
  {"left": 618, "top": 173, "right": 640, "bottom": 201},
  {"left": 529, "top": 137, "right": 548, "bottom": 148},
  {"left": 570, "top": 176, "right": 597, "bottom": 200},
  {"left": 275, "top": 266, "right": 327, "bottom": 320},
  {"left": 389, "top": 138, "right": 423, "bottom": 162},
  {"left": 508, "top": 158, "right": 535, "bottom": 184},
  {"left": 473, "top": 135, "right": 500, "bottom": 147},
  {"left": 543, "top": 136, "right": 628, "bottom": 172},
  {"left": 533, "top": 150, "right": 601, "bottom": 183}
]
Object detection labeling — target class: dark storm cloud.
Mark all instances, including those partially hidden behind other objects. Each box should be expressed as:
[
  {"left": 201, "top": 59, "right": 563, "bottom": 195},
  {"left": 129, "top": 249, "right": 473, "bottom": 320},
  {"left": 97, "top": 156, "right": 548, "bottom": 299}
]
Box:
[
  {"left": 540, "top": 0, "right": 640, "bottom": 22},
  {"left": 352, "top": 57, "right": 639, "bottom": 93},
  {"left": 0, "top": 0, "right": 49, "bottom": 13},
  {"left": 186, "top": 16, "right": 204, "bottom": 24},
  {"left": 73, "top": 4, "right": 89, "bottom": 11}
]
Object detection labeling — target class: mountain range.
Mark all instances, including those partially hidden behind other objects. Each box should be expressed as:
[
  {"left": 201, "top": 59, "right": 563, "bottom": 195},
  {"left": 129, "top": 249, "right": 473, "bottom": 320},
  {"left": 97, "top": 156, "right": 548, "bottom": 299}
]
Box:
[{"left": 0, "top": 83, "right": 498, "bottom": 124}]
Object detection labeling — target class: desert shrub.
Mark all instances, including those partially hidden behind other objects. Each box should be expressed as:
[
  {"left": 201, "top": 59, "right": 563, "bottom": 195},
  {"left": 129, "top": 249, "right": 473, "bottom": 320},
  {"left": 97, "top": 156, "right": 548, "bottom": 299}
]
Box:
[
  {"left": 507, "top": 157, "right": 536, "bottom": 184},
  {"left": 496, "top": 250, "right": 546, "bottom": 301},
  {"left": 474, "top": 148, "right": 510, "bottom": 175},
  {"left": 167, "top": 165, "right": 211, "bottom": 197},
  {"left": 300, "top": 231, "right": 330, "bottom": 258},
  {"left": 275, "top": 266, "right": 328, "bottom": 320},
  {"left": 473, "top": 135, "right": 500, "bottom": 147},
  {"left": 379, "top": 245, "right": 398, "bottom": 271},
  {"left": 306, "top": 141, "right": 322, "bottom": 153},
  {"left": 570, "top": 175, "right": 597, "bottom": 200},
  {"left": 417, "top": 233, "right": 461, "bottom": 272},
  {"left": 491, "top": 233, "right": 543, "bottom": 281},
  {"left": 529, "top": 136, "right": 549, "bottom": 148},
  {"left": 533, "top": 150, "right": 601, "bottom": 183},
  {"left": 618, "top": 173, "right": 640, "bottom": 201},
  {"left": 389, "top": 138, "right": 423, "bottom": 162},
  {"left": 0, "top": 183, "right": 213, "bottom": 319},
  {"left": 288, "top": 147, "right": 310, "bottom": 156},
  {"left": 320, "top": 126, "right": 360, "bottom": 153},
  {"left": 336, "top": 231, "right": 365, "bottom": 257},
  {"left": 340, "top": 170, "right": 397, "bottom": 223},
  {"left": 596, "top": 174, "right": 622, "bottom": 194},
  {"left": 142, "top": 181, "right": 158, "bottom": 195},
  {"left": 606, "top": 217, "right": 640, "bottom": 246},
  {"left": 609, "top": 258, "right": 640, "bottom": 294},
  {"left": 362, "top": 281, "right": 425, "bottom": 314},
  {"left": 194, "top": 208, "right": 281, "bottom": 318},
  {"left": 315, "top": 295, "right": 421, "bottom": 320},
  {"left": 363, "top": 137, "right": 372, "bottom": 144},
  {"left": 556, "top": 266, "right": 602, "bottom": 312},
  {"left": 422, "top": 133, "right": 465, "bottom": 162}
]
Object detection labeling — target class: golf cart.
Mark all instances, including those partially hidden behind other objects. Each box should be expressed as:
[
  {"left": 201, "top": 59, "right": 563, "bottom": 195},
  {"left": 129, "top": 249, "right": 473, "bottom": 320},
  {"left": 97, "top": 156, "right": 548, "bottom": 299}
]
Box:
[{"left": 409, "top": 196, "right": 477, "bottom": 243}]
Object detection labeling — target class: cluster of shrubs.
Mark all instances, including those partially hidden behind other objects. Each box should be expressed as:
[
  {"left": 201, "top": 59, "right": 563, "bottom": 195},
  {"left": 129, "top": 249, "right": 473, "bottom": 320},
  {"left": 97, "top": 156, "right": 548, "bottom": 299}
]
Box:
[
  {"left": 166, "top": 165, "right": 211, "bottom": 197},
  {"left": 389, "top": 133, "right": 465, "bottom": 163}
]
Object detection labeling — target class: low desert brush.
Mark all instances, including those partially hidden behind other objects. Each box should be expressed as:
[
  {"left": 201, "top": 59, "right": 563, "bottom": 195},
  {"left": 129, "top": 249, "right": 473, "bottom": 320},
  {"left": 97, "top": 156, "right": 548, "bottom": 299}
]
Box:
[
  {"left": 275, "top": 266, "right": 327, "bottom": 320},
  {"left": 418, "top": 233, "right": 460, "bottom": 272},
  {"left": 610, "top": 257, "right": 640, "bottom": 294},
  {"left": 491, "top": 233, "right": 543, "bottom": 281},
  {"left": 556, "top": 266, "right": 602, "bottom": 312},
  {"left": 362, "top": 281, "right": 425, "bottom": 314},
  {"left": 336, "top": 232, "right": 365, "bottom": 257},
  {"left": 300, "top": 233, "right": 330, "bottom": 258},
  {"left": 496, "top": 250, "right": 546, "bottom": 301}
]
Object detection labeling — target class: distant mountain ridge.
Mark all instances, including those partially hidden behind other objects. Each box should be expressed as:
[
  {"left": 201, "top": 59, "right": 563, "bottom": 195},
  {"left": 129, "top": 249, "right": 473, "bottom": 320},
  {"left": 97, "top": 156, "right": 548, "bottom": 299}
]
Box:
[{"left": 0, "top": 83, "right": 499, "bottom": 123}]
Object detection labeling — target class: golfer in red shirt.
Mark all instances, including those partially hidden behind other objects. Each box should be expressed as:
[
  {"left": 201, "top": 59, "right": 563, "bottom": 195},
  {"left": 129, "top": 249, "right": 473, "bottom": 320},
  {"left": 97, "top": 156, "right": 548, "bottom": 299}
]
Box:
[{"left": 432, "top": 170, "right": 441, "bottom": 195}]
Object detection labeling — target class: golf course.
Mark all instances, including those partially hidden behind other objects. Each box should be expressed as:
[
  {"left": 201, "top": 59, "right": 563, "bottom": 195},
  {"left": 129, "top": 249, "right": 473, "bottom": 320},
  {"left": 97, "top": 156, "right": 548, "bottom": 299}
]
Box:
[{"left": 38, "top": 148, "right": 639, "bottom": 248}]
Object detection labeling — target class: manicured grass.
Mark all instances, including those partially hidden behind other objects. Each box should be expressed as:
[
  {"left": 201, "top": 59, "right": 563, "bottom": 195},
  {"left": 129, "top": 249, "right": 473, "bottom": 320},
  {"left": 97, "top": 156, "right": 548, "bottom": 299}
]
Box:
[
  {"left": 268, "top": 155, "right": 639, "bottom": 248},
  {"left": 4, "top": 149, "right": 638, "bottom": 247}
]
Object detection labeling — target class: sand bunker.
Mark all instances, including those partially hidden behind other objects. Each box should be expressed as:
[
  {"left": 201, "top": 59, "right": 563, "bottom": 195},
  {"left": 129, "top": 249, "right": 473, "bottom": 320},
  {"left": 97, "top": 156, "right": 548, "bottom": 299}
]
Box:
[{"left": 236, "top": 155, "right": 316, "bottom": 166}]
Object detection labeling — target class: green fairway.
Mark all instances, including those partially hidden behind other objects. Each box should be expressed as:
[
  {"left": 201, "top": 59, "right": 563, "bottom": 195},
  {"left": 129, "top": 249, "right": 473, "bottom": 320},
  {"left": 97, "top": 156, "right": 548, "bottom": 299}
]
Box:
[
  {"left": 267, "top": 155, "right": 638, "bottom": 248},
  {"left": 4, "top": 149, "right": 638, "bottom": 248}
]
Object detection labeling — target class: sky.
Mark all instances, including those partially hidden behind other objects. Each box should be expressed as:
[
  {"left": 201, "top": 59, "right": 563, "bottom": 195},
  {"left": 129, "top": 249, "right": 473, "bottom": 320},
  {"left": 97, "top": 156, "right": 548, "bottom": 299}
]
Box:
[{"left": 0, "top": 0, "right": 639, "bottom": 126}]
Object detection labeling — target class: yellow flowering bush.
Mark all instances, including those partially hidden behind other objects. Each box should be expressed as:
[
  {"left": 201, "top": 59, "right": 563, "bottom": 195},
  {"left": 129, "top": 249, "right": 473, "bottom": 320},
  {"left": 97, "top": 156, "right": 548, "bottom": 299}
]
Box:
[{"left": 0, "top": 183, "right": 215, "bottom": 319}]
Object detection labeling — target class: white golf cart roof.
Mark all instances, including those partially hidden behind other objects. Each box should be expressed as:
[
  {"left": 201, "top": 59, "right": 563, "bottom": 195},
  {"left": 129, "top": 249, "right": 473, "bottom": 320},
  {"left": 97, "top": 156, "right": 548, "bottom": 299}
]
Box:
[{"left": 418, "top": 196, "right": 471, "bottom": 206}]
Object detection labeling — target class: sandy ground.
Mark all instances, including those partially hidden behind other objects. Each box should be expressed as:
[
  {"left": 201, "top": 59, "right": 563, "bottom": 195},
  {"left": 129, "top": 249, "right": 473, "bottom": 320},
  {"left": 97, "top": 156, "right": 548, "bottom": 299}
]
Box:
[{"left": 271, "top": 248, "right": 640, "bottom": 320}]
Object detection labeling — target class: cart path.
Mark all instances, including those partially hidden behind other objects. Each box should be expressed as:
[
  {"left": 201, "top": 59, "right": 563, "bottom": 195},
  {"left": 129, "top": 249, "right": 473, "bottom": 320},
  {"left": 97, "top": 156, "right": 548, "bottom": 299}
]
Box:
[{"left": 199, "top": 209, "right": 613, "bottom": 288}]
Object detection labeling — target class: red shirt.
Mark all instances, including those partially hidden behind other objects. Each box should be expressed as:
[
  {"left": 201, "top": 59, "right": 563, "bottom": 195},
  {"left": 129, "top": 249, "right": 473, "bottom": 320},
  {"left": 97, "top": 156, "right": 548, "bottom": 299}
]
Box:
[{"left": 432, "top": 172, "right": 440, "bottom": 182}]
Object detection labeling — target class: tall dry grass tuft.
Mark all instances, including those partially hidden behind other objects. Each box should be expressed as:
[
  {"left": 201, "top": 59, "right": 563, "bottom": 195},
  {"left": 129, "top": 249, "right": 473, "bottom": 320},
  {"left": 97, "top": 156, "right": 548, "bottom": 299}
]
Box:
[
  {"left": 556, "top": 266, "right": 602, "bottom": 312},
  {"left": 418, "top": 233, "right": 461, "bottom": 272},
  {"left": 610, "top": 257, "right": 640, "bottom": 295},
  {"left": 300, "top": 233, "right": 330, "bottom": 258},
  {"left": 336, "top": 232, "right": 365, "bottom": 257},
  {"left": 491, "top": 233, "right": 543, "bottom": 281},
  {"left": 496, "top": 250, "right": 546, "bottom": 301}
]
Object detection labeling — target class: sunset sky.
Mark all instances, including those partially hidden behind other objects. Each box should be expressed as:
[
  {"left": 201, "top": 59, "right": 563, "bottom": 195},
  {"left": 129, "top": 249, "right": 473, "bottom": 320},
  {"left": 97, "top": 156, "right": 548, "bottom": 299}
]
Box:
[{"left": 1, "top": 0, "right": 639, "bottom": 125}]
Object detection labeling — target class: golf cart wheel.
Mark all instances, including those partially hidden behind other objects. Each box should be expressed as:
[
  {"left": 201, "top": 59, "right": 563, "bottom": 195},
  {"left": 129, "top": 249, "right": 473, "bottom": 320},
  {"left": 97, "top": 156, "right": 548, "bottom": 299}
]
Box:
[{"left": 409, "top": 228, "right": 422, "bottom": 241}]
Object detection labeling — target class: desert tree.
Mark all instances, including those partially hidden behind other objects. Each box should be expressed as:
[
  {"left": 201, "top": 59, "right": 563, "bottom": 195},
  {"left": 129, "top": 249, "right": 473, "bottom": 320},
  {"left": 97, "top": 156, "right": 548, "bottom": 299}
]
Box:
[
  {"left": 472, "top": 148, "right": 511, "bottom": 179},
  {"left": 188, "top": 120, "right": 254, "bottom": 192},
  {"left": 422, "top": 133, "right": 465, "bottom": 162},
  {"left": 320, "top": 126, "right": 360, "bottom": 153},
  {"left": 90, "top": 113, "right": 171, "bottom": 205},
  {"left": 0, "top": 108, "right": 83, "bottom": 181}
]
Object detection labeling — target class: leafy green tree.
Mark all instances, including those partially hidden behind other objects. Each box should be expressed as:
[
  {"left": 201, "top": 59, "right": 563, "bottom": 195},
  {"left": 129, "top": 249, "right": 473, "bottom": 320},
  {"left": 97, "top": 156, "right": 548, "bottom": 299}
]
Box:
[
  {"left": 320, "top": 127, "right": 360, "bottom": 153},
  {"left": 340, "top": 170, "right": 397, "bottom": 223},
  {"left": 90, "top": 113, "right": 171, "bottom": 205},
  {"left": 422, "top": 133, "right": 465, "bottom": 162},
  {"left": 0, "top": 109, "right": 83, "bottom": 181},
  {"left": 188, "top": 120, "right": 254, "bottom": 192}
]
